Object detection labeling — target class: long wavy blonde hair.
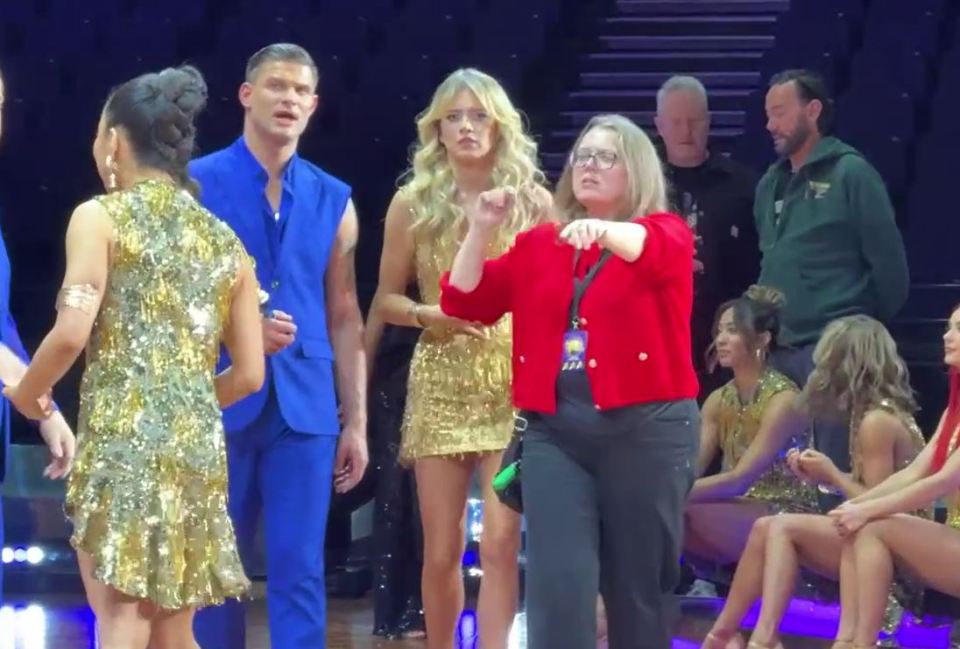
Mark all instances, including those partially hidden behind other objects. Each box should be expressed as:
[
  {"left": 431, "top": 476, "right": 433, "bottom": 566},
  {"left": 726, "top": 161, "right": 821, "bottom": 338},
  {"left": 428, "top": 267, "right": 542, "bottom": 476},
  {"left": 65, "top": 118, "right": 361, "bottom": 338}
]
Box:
[
  {"left": 400, "top": 68, "right": 546, "bottom": 241},
  {"left": 554, "top": 114, "right": 667, "bottom": 223},
  {"left": 800, "top": 314, "right": 917, "bottom": 422}
]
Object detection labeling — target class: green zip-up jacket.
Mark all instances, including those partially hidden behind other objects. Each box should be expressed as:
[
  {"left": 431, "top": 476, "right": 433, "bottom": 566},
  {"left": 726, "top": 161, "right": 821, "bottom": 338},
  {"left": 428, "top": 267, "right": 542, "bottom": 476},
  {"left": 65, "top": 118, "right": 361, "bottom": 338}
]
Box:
[{"left": 755, "top": 136, "right": 909, "bottom": 346}]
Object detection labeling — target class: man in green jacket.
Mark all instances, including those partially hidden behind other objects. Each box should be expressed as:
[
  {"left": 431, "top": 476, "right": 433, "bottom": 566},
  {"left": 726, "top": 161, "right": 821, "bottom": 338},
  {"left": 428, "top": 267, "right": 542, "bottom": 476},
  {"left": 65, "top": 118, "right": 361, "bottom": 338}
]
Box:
[{"left": 756, "top": 69, "right": 909, "bottom": 506}]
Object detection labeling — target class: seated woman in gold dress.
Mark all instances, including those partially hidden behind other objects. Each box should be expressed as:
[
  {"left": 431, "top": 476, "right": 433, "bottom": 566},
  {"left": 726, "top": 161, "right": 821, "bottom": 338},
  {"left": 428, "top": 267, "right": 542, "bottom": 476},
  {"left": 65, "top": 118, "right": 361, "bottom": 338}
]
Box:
[
  {"left": 828, "top": 304, "right": 960, "bottom": 649},
  {"left": 684, "top": 286, "right": 818, "bottom": 574},
  {"left": 702, "top": 315, "right": 926, "bottom": 649}
]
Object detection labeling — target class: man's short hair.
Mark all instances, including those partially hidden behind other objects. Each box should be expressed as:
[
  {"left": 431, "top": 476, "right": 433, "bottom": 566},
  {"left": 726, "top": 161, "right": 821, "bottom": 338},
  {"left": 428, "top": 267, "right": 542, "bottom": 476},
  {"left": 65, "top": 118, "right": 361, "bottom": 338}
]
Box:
[
  {"left": 245, "top": 43, "right": 320, "bottom": 87},
  {"left": 769, "top": 69, "right": 834, "bottom": 134},
  {"left": 656, "top": 75, "right": 709, "bottom": 113}
]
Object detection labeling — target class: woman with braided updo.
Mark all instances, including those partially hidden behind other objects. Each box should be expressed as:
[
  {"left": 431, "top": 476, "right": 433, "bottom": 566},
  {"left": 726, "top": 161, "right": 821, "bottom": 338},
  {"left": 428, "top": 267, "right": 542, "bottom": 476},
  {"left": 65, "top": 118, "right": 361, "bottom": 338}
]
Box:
[
  {"left": 683, "top": 286, "right": 817, "bottom": 571},
  {"left": 4, "top": 65, "right": 264, "bottom": 648}
]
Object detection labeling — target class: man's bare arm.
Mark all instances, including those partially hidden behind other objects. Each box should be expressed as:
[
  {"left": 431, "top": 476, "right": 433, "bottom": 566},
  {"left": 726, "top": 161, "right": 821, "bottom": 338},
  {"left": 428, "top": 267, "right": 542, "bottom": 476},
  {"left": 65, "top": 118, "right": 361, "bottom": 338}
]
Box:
[{"left": 326, "top": 199, "right": 366, "bottom": 434}]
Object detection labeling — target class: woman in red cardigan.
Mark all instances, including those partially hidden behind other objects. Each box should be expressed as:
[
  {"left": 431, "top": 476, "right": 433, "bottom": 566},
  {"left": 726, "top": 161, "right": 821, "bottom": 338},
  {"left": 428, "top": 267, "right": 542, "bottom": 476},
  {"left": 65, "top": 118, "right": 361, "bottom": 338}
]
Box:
[{"left": 441, "top": 114, "right": 700, "bottom": 649}]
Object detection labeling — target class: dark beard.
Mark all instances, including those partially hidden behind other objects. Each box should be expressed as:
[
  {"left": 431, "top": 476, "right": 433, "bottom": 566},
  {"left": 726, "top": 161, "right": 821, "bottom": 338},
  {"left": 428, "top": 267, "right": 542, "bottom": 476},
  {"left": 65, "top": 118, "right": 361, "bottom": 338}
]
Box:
[{"left": 776, "top": 119, "right": 812, "bottom": 158}]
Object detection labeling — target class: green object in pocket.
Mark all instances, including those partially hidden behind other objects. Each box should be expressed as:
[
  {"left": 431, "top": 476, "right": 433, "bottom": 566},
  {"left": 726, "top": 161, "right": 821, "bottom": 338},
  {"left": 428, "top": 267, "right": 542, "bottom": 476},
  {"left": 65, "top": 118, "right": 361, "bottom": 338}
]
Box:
[
  {"left": 492, "top": 461, "right": 519, "bottom": 493},
  {"left": 493, "top": 419, "right": 525, "bottom": 513}
]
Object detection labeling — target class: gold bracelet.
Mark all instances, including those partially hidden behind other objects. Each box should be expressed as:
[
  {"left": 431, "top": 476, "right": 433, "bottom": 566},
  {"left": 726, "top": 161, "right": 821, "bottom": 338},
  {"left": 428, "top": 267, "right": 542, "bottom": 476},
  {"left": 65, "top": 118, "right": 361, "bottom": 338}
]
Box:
[{"left": 56, "top": 283, "right": 100, "bottom": 314}]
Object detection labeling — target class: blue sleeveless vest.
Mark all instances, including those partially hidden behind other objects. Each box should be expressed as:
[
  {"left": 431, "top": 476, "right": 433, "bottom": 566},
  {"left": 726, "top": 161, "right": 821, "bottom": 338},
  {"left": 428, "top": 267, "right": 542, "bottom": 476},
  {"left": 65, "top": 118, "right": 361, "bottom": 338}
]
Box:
[{"left": 189, "top": 138, "right": 351, "bottom": 435}]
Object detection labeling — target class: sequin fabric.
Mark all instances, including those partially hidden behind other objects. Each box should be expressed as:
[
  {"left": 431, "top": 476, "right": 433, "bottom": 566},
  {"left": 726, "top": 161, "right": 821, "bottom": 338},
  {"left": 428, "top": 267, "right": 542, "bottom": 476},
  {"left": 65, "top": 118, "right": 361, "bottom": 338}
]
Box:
[
  {"left": 65, "top": 179, "right": 251, "bottom": 609},
  {"left": 849, "top": 400, "right": 926, "bottom": 487},
  {"left": 715, "top": 368, "right": 818, "bottom": 513},
  {"left": 858, "top": 403, "right": 928, "bottom": 635},
  {"left": 803, "top": 401, "right": 928, "bottom": 637},
  {"left": 369, "top": 324, "right": 424, "bottom": 637},
  {"left": 943, "top": 422, "right": 960, "bottom": 530},
  {"left": 889, "top": 411, "right": 960, "bottom": 643},
  {"left": 399, "top": 227, "right": 514, "bottom": 463}
]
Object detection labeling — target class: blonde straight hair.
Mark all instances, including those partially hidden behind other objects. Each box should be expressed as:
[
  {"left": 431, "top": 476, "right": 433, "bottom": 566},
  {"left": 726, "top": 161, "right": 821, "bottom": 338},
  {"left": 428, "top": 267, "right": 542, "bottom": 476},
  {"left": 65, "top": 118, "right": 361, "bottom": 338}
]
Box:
[{"left": 554, "top": 114, "right": 667, "bottom": 223}]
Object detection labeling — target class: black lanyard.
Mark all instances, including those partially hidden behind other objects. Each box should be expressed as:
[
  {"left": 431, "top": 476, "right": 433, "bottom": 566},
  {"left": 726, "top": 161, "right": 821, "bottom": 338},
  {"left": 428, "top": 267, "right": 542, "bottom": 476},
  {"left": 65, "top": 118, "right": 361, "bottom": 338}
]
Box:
[{"left": 569, "top": 250, "right": 612, "bottom": 329}]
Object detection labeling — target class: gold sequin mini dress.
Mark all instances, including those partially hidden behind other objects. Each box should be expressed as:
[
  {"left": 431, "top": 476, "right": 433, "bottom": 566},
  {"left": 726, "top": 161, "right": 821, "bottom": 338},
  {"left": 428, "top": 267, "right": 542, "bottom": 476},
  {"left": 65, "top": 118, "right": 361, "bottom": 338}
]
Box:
[
  {"left": 715, "top": 368, "right": 818, "bottom": 513},
  {"left": 941, "top": 422, "right": 960, "bottom": 532},
  {"left": 65, "top": 180, "right": 250, "bottom": 609},
  {"left": 399, "top": 228, "right": 515, "bottom": 463}
]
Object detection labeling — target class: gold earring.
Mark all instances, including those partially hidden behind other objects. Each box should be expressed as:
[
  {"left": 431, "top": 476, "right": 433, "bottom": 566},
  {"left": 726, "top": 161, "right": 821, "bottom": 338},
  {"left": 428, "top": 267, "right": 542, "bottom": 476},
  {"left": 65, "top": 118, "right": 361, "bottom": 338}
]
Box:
[{"left": 106, "top": 155, "right": 117, "bottom": 191}]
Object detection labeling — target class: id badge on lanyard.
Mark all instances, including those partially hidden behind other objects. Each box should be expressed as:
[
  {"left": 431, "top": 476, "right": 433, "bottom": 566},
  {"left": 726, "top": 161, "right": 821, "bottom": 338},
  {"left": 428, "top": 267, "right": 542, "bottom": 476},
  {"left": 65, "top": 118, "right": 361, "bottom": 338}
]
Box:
[
  {"left": 561, "top": 249, "right": 612, "bottom": 372},
  {"left": 561, "top": 330, "right": 589, "bottom": 371}
]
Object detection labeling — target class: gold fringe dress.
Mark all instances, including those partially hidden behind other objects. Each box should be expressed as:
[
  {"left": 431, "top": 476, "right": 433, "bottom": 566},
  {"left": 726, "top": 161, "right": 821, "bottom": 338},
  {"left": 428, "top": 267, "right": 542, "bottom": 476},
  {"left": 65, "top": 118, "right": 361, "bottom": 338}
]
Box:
[{"left": 399, "top": 227, "right": 515, "bottom": 463}]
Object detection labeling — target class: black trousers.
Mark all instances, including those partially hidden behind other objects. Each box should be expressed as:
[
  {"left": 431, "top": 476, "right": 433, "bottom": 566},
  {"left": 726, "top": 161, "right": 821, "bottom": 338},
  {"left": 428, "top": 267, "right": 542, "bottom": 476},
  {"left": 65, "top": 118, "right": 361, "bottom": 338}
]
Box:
[{"left": 521, "top": 396, "right": 699, "bottom": 649}]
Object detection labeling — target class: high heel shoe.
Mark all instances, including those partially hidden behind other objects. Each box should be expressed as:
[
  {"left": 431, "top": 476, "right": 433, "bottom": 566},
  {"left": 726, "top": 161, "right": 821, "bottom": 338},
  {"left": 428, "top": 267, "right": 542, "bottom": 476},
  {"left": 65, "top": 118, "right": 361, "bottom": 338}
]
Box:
[{"left": 701, "top": 629, "right": 744, "bottom": 649}]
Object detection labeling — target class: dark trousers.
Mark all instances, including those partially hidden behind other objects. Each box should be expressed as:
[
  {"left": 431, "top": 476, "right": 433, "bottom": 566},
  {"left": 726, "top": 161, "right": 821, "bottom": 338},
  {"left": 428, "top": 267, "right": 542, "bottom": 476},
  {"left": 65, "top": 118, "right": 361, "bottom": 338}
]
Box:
[
  {"left": 521, "top": 399, "right": 699, "bottom": 649},
  {"left": 769, "top": 343, "right": 851, "bottom": 511},
  {"left": 0, "top": 495, "right": 3, "bottom": 606}
]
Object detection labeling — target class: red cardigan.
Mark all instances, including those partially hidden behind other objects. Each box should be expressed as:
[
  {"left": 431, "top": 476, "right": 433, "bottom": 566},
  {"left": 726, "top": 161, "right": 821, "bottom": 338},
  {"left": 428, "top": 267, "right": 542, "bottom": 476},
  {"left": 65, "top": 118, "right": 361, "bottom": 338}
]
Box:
[{"left": 440, "top": 213, "right": 698, "bottom": 414}]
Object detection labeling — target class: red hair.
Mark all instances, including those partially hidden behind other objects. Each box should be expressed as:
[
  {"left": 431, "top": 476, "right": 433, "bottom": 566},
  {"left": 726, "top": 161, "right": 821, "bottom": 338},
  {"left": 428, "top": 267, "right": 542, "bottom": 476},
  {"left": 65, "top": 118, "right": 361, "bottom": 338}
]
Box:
[{"left": 933, "top": 369, "right": 960, "bottom": 471}]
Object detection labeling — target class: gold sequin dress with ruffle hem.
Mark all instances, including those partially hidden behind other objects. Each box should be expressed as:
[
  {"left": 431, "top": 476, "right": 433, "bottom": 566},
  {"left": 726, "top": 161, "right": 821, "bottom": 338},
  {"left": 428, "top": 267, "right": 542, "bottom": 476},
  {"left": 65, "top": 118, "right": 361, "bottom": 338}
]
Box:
[
  {"left": 714, "top": 368, "right": 818, "bottom": 513},
  {"left": 399, "top": 227, "right": 515, "bottom": 464},
  {"left": 65, "top": 180, "right": 251, "bottom": 609}
]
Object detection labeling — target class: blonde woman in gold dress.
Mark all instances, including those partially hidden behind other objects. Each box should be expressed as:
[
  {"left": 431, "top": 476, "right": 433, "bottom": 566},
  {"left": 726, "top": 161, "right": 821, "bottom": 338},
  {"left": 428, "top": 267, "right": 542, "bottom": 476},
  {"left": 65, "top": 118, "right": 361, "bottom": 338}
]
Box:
[
  {"left": 365, "top": 68, "right": 550, "bottom": 649},
  {"left": 827, "top": 304, "right": 960, "bottom": 648},
  {"left": 4, "top": 66, "right": 264, "bottom": 649},
  {"left": 702, "top": 315, "right": 926, "bottom": 649},
  {"left": 684, "top": 286, "right": 817, "bottom": 571}
]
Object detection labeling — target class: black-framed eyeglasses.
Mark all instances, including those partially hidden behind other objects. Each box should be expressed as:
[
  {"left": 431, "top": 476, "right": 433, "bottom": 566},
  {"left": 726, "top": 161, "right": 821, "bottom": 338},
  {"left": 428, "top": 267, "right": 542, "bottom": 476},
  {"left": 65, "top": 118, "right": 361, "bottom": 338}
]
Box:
[{"left": 569, "top": 149, "right": 619, "bottom": 170}]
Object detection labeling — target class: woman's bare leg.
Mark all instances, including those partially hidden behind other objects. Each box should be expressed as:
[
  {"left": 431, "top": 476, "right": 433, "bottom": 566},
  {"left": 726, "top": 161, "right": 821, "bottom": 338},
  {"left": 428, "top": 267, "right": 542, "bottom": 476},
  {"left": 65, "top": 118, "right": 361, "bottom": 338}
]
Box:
[
  {"left": 149, "top": 607, "right": 199, "bottom": 649},
  {"left": 832, "top": 539, "right": 859, "bottom": 647},
  {"left": 475, "top": 452, "right": 522, "bottom": 649},
  {"left": 700, "top": 517, "right": 773, "bottom": 649},
  {"left": 77, "top": 549, "right": 153, "bottom": 649},
  {"left": 748, "top": 514, "right": 843, "bottom": 646},
  {"left": 685, "top": 501, "right": 773, "bottom": 565},
  {"left": 416, "top": 456, "right": 475, "bottom": 649},
  {"left": 850, "top": 516, "right": 960, "bottom": 646}
]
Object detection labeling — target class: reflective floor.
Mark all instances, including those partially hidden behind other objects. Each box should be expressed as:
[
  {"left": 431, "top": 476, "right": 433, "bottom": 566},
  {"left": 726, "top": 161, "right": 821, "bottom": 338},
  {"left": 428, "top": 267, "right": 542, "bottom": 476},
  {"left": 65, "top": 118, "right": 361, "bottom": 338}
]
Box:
[
  {"left": 2, "top": 593, "right": 955, "bottom": 649},
  {"left": 5, "top": 452, "right": 958, "bottom": 647}
]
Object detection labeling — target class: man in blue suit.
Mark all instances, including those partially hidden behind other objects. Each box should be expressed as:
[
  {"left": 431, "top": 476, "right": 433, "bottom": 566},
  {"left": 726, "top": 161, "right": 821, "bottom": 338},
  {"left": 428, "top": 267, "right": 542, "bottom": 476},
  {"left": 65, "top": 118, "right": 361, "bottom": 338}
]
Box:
[
  {"left": 0, "top": 68, "right": 76, "bottom": 604},
  {"left": 191, "top": 45, "right": 368, "bottom": 649}
]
